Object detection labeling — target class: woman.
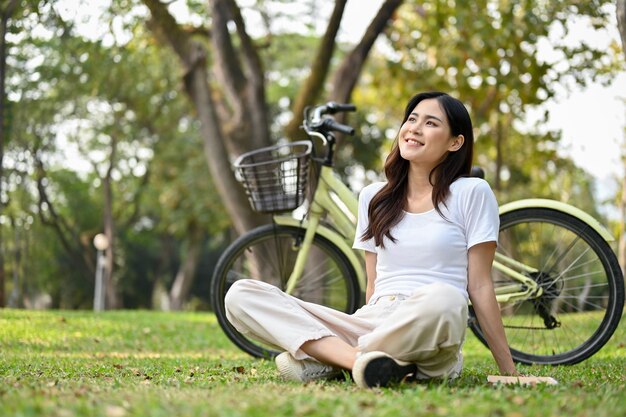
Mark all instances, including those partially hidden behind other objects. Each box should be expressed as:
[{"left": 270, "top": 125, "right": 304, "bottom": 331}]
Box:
[{"left": 225, "top": 92, "right": 517, "bottom": 388}]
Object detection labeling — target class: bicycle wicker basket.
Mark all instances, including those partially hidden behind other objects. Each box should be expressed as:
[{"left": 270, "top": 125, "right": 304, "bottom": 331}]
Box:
[{"left": 233, "top": 141, "right": 313, "bottom": 213}]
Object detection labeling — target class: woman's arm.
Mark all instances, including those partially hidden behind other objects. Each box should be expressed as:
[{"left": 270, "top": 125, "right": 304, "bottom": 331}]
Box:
[
  {"left": 467, "top": 241, "right": 517, "bottom": 375},
  {"left": 364, "top": 251, "right": 377, "bottom": 304}
]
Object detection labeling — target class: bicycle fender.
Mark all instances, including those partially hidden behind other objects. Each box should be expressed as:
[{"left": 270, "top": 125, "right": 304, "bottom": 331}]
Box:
[
  {"left": 499, "top": 199, "right": 615, "bottom": 242},
  {"left": 272, "top": 216, "right": 366, "bottom": 288}
]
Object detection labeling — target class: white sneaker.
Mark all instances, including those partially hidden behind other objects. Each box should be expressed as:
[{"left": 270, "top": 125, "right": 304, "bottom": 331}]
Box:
[
  {"left": 275, "top": 352, "right": 342, "bottom": 382},
  {"left": 352, "top": 351, "right": 417, "bottom": 388}
]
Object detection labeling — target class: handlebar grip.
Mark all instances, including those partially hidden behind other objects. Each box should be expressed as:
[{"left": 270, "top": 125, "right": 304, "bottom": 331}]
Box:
[
  {"left": 323, "top": 118, "right": 355, "bottom": 135},
  {"left": 326, "top": 102, "right": 357, "bottom": 114}
]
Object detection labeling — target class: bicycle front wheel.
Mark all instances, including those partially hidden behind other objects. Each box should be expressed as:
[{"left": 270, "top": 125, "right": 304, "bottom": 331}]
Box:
[
  {"left": 211, "top": 224, "right": 361, "bottom": 359},
  {"left": 470, "top": 208, "right": 624, "bottom": 365}
]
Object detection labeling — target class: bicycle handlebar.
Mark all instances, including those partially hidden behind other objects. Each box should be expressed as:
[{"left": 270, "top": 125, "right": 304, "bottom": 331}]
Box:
[
  {"left": 326, "top": 102, "right": 357, "bottom": 114},
  {"left": 306, "top": 102, "right": 356, "bottom": 136},
  {"left": 321, "top": 118, "right": 355, "bottom": 136}
]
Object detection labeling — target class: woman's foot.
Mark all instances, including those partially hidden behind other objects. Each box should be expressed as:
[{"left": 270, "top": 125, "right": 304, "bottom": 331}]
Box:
[
  {"left": 352, "top": 351, "right": 417, "bottom": 388},
  {"left": 275, "top": 352, "right": 342, "bottom": 382}
]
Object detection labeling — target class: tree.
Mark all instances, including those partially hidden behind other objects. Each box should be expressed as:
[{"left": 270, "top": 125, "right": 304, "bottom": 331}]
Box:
[
  {"left": 141, "top": 0, "right": 405, "bottom": 236},
  {"left": 4, "top": 0, "right": 622, "bottom": 309},
  {"left": 0, "top": 0, "right": 20, "bottom": 307},
  {"left": 3, "top": 3, "right": 230, "bottom": 308}
]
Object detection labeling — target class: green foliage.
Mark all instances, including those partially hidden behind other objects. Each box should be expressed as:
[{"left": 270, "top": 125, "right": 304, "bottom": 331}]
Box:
[
  {"left": 2, "top": 2, "right": 229, "bottom": 308},
  {"left": 345, "top": 0, "right": 618, "bottom": 211},
  {"left": 0, "top": 309, "right": 625, "bottom": 416},
  {"left": 2, "top": 0, "right": 623, "bottom": 307}
]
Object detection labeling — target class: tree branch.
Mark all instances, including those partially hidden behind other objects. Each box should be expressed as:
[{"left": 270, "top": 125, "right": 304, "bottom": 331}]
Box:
[
  {"left": 209, "top": 0, "right": 246, "bottom": 109},
  {"left": 143, "top": 0, "right": 196, "bottom": 69},
  {"left": 224, "top": 0, "right": 270, "bottom": 148},
  {"left": 34, "top": 152, "right": 96, "bottom": 276},
  {"left": 209, "top": 0, "right": 270, "bottom": 150},
  {"left": 617, "top": 0, "right": 626, "bottom": 57},
  {"left": 284, "top": 0, "right": 348, "bottom": 140},
  {"left": 329, "top": 0, "right": 404, "bottom": 104}
]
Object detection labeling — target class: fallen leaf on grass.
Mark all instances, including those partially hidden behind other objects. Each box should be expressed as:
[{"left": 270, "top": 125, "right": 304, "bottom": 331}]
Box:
[
  {"left": 233, "top": 366, "right": 245, "bottom": 374},
  {"left": 511, "top": 395, "right": 525, "bottom": 405},
  {"left": 105, "top": 405, "right": 127, "bottom": 417}
]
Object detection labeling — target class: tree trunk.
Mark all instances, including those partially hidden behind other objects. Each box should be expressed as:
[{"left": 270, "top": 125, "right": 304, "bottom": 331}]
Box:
[
  {"left": 144, "top": 0, "right": 267, "bottom": 236},
  {"left": 328, "top": 0, "right": 404, "bottom": 104},
  {"left": 617, "top": 1, "right": 626, "bottom": 56},
  {"left": 326, "top": 0, "right": 404, "bottom": 141},
  {"left": 0, "top": 0, "right": 20, "bottom": 308},
  {"left": 169, "top": 224, "right": 204, "bottom": 310},
  {"left": 102, "top": 136, "right": 121, "bottom": 308},
  {"left": 7, "top": 216, "right": 21, "bottom": 307},
  {"left": 284, "top": 0, "right": 348, "bottom": 140}
]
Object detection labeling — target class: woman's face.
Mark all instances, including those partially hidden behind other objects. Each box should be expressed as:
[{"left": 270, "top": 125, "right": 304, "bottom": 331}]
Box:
[{"left": 398, "top": 98, "right": 463, "bottom": 169}]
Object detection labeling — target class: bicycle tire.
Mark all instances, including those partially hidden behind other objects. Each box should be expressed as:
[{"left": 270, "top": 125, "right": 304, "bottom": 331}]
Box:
[
  {"left": 469, "top": 208, "right": 625, "bottom": 365},
  {"left": 211, "top": 224, "right": 361, "bottom": 359}
]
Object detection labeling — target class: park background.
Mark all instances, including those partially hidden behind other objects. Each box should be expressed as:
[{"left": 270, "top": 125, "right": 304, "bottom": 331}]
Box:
[
  {"left": 1, "top": 1, "right": 626, "bottom": 416},
  {"left": 2, "top": 0, "right": 626, "bottom": 311}
]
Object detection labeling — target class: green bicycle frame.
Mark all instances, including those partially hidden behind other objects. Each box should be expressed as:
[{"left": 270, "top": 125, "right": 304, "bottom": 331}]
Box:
[
  {"left": 274, "top": 165, "right": 366, "bottom": 293},
  {"left": 492, "top": 198, "right": 615, "bottom": 304}
]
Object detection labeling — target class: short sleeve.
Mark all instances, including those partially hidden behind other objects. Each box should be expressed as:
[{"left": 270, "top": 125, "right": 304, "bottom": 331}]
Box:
[
  {"left": 352, "top": 183, "right": 382, "bottom": 253},
  {"left": 461, "top": 180, "right": 500, "bottom": 249}
]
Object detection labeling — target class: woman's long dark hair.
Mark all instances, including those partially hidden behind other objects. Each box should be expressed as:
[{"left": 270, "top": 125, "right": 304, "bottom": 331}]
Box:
[{"left": 362, "top": 92, "right": 474, "bottom": 248}]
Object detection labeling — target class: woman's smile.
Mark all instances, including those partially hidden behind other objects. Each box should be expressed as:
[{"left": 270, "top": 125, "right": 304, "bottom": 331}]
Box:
[{"left": 404, "top": 137, "right": 424, "bottom": 146}]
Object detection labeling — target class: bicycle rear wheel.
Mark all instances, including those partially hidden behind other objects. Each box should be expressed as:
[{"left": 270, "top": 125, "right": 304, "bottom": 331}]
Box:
[
  {"left": 469, "top": 208, "right": 624, "bottom": 365},
  {"left": 211, "top": 224, "right": 361, "bottom": 359}
]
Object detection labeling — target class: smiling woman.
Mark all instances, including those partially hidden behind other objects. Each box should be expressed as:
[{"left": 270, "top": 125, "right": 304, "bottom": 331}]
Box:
[{"left": 223, "top": 92, "right": 522, "bottom": 388}]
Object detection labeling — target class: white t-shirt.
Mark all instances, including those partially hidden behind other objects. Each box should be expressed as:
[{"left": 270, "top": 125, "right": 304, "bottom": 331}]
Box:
[{"left": 352, "top": 177, "right": 499, "bottom": 303}]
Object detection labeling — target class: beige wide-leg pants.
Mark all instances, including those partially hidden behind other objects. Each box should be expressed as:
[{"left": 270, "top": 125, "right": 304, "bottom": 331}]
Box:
[{"left": 225, "top": 279, "right": 468, "bottom": 378}]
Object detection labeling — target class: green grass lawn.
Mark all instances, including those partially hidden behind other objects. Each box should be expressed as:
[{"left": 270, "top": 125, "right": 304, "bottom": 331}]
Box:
[{"left": 1, "top": 309, "right": 625, "bottom": 417}]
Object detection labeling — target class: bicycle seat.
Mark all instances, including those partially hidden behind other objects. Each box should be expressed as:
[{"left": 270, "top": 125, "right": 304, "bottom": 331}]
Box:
[{"left": 470, "top": 166, "right": 485, "bottom": 179}]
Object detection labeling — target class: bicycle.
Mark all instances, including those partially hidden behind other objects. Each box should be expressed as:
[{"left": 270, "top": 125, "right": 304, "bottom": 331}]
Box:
[{"left": 210, "top": 102, "right": 625, "bottom": 366}]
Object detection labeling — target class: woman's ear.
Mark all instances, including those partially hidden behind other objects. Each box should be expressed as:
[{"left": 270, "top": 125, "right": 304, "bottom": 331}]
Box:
[{"left": 449, "top": 135, "right": 464, "bottom": 152}]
